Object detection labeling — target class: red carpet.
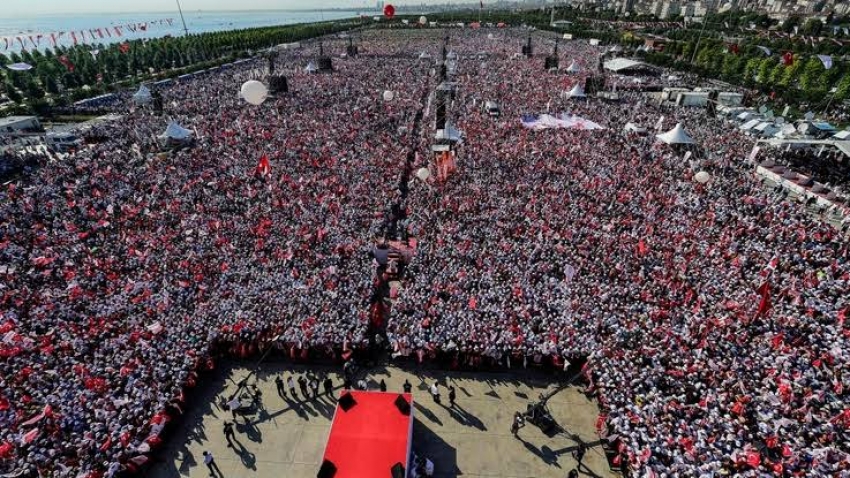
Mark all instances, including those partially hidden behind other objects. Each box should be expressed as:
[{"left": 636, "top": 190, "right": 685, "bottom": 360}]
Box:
[{"left": 322, "top": 391, "right": 413, "bottom": 478}]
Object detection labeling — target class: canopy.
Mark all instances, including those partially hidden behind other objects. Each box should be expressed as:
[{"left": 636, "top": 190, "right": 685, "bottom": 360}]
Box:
[
  {"left": 833, "top": 130, "right": 850, "bottom": 140},
  {"left": 418, "top": 52, "right": 432, "bottom": 60},
  {"left": 133, "top": 85, "right": 152, "bottom": 105},
  {"left": 159, "top": 122, "right": 193, "bottom": 141},
  {"left": 567, "top": 83, "right": 585, "bottom": 98},
  {"left": 656, "top": 123, "right": 695, "bottom": 145},
  {"left": 6, "top": 62, "right": 34, "bottom": 71},
  {"left": 435, "top": 123, "right": 462, "bottom": 142},
  {"left": 624, "top": 122, "right": 647, "bottom": 134},
  {"left": 739, "top": 119, "right": 761, "bottom": 131},
  {"left": 566, "top": 61, "right": 580, "bottom": 74},
  {"left": 305, "top": 61, "right": 318, "bottom": 73}
]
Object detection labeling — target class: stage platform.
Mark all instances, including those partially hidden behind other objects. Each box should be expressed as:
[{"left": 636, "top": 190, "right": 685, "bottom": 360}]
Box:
[
  {"left": 148, "top": 363, "right": 618, "bottom": 478},
  {"left": 321, "top": 391, "right": 413, "bottom": 478}
]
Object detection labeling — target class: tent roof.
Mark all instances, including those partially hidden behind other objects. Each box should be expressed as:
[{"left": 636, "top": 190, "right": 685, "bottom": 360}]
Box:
[
  {"left": 833, "top": 130, "right": 850, "bottom": 140},
  {"left": 740, "top": 119, "right": 761, "bottom": 131},
  {"left": 305, "top": 61, "right": 318, "bottom": 72},
  {"left": 566, "top": 61, "right": 580, "bottom": 73},
  {"left": 568, "top": 83, "right": 585, "bottom": 98},
  {"left": 435, "top": 123, "right": 462, "bottom": 142},
  {"left": 656, "top": 123, "right": 695, "bottom": 145},
  {"left": 133, "top": 85, "right": 152, "bottom": 104},
  {"left": 624, "top": 122, "right": 646, "bottom": 133},
  {"left": 603, "top": 58, "right": 655, "bottom": 73},
  {"left": 160, "top": 122, "right": 193, "bottom": 140}
]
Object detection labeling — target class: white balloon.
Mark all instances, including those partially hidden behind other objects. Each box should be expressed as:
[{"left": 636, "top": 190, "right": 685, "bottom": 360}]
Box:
[
  {"left": 240, "top": 80, "right": 268, "bottom": 106},
  {"left": 416, "top": 168, "right": 431, "bottom": 182},
  {"left": 419, "top": 16, "right": 427, "bottom": 25},
  {"left": 383, "top": 90, "right": 395, "bottom": 102},
  {"left": 488, "top": 33, "right": 494, "bottom": 40},
  {"left": 694, "top": 171, "right": 711, "bottom": 184}
]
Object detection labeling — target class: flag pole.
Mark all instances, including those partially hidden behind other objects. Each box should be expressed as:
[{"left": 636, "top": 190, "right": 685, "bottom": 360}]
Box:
[{"left": 175, "top": 0, "right": 190, "bottom": 37}]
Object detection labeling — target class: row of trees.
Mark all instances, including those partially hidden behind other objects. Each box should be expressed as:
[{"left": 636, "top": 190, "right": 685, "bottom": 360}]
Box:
[
  {"left": 0, "top": 19, "right": 365, "bottom": 114},
  {"left": 416, "top": 8, "right": 850, "bottom": 107}
]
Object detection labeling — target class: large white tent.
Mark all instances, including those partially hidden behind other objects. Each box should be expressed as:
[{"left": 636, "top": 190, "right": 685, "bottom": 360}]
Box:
[
  {"left": 133, "top": 85, "right": 152, "bottom": 105},
  {"left": 305, "top": 61, "right": 318, "bottom": 73},
  {"left": 656, "top": 123, "right": 695, "bottom": 145},
  {"left": 567, "top": 83, "right": 585, "bottom": 98},
  {"left": 158, "top": 122, "right": 194, "bottom": 147},
  {"left": 566, "top": 61, "right": 580, "bottom": 74}
]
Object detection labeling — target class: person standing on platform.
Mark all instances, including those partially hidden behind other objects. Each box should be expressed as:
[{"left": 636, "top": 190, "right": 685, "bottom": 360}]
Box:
[
  {"left": 573, "top": 442, "right": 587, "bottom": 468},
  {"left": 310, "top": 377, "right": 319, "bottom": 398},
  {"left": 430, "top": 382, "right": 441, "bottom": 404},
  {"left": 323, "top": 375, "right": 334, "bottom": 396},
  {"left": 298, "top": 375, "right": 309, "bottom": 398},
  {"left": 403, "top": 379, "right": 412, "bottom": 394},
  {"left": 275, "top": 375, "right": 285, "bottom": 398},
  {"left": 511, "top": 412, "right": 524, "bottom": 437},
  {"left": 202, "top": 451, "right": 221, "bottom": 477},
  {"left": 380, "top": 379, "right": 387, "bottom": 392},
  {"left": 448, "top": 386, "right": 456, "bottom": 407},
  {"left": 223, "top": 421, "right": 235, "bottom": 447},
  {"left": 287, "top": 375, "right": 296, "bottom": 398}
]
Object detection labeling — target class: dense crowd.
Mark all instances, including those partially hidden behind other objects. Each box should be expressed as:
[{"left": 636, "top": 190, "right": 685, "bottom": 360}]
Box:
[
  {"left": 0, "top": 35, "right": 430, "bottom": 477},
  {"left": 0, "top": 28, "right": 848, "bottom": 478},
  {"left": 390, "top": 32, "right": 850, "bottom": 476}
]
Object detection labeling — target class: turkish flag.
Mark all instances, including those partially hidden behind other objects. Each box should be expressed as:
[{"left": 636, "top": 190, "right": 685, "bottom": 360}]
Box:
[
  {"left": 256, "top": 155, "right": 271, "bottom": 177},
  {"left": 755, "top": 281, "right": 772, "bottom": 318}
]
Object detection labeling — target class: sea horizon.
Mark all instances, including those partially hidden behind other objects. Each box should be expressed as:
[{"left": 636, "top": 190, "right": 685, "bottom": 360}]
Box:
[{"left": 0, "top": 9, "right": 367, "bottom": 52}]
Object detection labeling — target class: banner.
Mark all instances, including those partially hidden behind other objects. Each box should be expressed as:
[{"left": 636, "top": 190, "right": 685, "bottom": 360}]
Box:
[{"left": 1, "top": 19, "right": 174, "bottom": 52}]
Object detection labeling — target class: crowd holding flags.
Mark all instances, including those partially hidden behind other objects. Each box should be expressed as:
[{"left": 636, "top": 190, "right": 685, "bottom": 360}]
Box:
[{"left": 0, "top": 18, "right": 174, "bottom": 52}]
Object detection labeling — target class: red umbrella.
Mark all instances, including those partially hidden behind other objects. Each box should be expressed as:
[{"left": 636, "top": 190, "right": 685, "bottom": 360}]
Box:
[{"left": 383, "top": 4, "right": 395, "bottom": 18}]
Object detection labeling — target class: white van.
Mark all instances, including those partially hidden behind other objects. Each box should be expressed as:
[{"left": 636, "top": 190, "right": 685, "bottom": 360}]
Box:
[{"left": 484, "top": 101, "right": 500, "bottom": 117}]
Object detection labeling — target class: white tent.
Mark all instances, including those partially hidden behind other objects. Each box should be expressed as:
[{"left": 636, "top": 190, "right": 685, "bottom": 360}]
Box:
[
  {"left": 158, "top": 122, "right": 194, "bottom": 146},
  {"left": 624, "top": 122, "right": 647, "bottom": 134},
  {"left": 305, "top": 61, "right": 318, "bottom": 73},
  {"left": 833, "top": 130, "right": 850, "bottom": 140},
  {"left": 567, "top": 83, "right": 585, "bottom": 98},
  {"left": 566, "top": 61, "right": 580, "bottom": 74},
  {"left": 739, "top": 119, "right": 761, "bottom": 131},
  {"left": 435, "top": 122, "right": 463, "bottom": 142},
  {"left": 656, "top": 123, "right": 695, "bottom": 145},
  {"left": 418, "top": 51, "right": 432, "bottom": 60},
  {"left": 133, "top": 85, "right": 152, "bottom": 105}
]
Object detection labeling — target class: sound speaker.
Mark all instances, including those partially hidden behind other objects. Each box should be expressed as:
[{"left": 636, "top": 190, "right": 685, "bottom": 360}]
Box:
[
  {"left": 317, "top": 460, "right": 337, "bottom": 478},
  {"left": 544, "top": 56, "right": 559, "bottom": 70},
  {"left": 706, "top": 90, "right": 719, "bottom": 117},
  {"left": 338, "top": 392, "right": 356, "bottom": 411},
  {"left": 269, "top": 75, "right": 288, "bottom": 94},
  {"left": 390, "top": 463, "right": 405, "bottom": 478},
  {"left": 318, "top": 57, "right": 333, "bottom": 72},
  {"left": 394, "top": 395, "right": 411, "bottom": 416},
  {"left": 435, "top": 103, "right": 447, "bottom": 131}
]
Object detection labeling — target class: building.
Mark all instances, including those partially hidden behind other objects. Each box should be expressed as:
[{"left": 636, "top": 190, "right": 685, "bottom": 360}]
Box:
[{"left": 0, "top": 116, "right": 41, "bottom": 134}]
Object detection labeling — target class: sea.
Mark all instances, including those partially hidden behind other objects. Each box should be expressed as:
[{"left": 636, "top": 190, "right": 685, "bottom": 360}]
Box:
[{"left": 0, "top": 10, "right": 363, "bottom": 53}]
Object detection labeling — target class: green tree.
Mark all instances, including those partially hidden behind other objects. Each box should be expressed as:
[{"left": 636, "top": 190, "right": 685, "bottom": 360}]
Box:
[
  {"left": 778, "top": 57, "right": 802, "bottom": 88},
  {"left": 798, "top": 56, "right": 825, "bottom": 93},
  {"left": 835, "top": 73, "right": 850, "bottom": 100}
]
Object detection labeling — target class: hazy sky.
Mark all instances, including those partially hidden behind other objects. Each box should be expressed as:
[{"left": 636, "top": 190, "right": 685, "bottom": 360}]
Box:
[{"left": 0, "top": 0, "right": 413, "bottom": 17}]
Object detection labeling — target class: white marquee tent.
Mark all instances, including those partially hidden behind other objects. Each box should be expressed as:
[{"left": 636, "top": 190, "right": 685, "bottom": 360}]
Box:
[
  {"left": 656, "top": 123, "right": 695, "bottom": 145},
  {"left": 133, "top": 85, "right": 152, "bottom": 105},
  {"left": 566, "top": 61, "right": 580, "bottom": 74},
  {"left": 567, "top": 83, "right": 585, "bottom": 98}
]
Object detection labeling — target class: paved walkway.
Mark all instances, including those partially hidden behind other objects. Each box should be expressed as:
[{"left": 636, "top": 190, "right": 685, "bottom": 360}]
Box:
[{"left": 149, "top": 363, "right": 618, "bottom": 478}]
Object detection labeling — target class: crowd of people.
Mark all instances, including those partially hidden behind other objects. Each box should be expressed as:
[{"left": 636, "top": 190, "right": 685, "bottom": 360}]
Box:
[
  {"left": 0, "top": 27, "right": 848, "bottom": 477},
  {"left": 389, "top": 31, "right": 850, "bottom": 476},
  {"left": 0, "top": 34, "right": 430, "bottom": 477}
]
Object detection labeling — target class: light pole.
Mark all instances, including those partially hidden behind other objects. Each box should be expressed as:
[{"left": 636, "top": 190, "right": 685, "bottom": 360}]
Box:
[{"left": 175, "top": 0, "right": 190, "bottom": 36}]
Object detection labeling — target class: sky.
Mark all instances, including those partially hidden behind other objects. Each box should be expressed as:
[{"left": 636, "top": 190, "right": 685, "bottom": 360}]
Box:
[{"left": 0, "top": 0, "right": 417, "bottom": 17}]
